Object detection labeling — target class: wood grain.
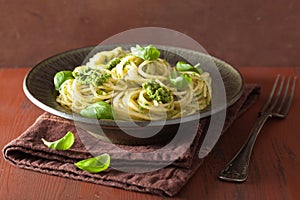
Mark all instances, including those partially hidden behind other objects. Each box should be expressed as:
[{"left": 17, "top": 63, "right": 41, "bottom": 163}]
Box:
[{"left": 0, "top": 67, "right": 300, "bottom": 199}]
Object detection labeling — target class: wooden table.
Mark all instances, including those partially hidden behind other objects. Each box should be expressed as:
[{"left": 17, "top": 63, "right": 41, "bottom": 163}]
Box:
[{"left": 0, "top": 66, "right": 299, "bottom": 200}]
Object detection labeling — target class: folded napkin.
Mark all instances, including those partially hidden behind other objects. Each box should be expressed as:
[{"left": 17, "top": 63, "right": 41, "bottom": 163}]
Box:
[{"left": 3, "top": 84, "right": 260, "bottom": 197}]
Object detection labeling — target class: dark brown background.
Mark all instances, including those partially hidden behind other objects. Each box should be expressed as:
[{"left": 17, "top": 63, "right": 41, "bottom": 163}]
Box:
[{"left": 0, "top": 0, "right": 299, "bottom": 68}]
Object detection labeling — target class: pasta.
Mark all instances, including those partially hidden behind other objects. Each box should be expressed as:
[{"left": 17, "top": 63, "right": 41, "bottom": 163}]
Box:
[{"left": 55, "top": 45, "right": 212, "bottom": 121}]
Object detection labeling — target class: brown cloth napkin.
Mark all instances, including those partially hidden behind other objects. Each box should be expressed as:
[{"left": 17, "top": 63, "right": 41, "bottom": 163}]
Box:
[{"left": 3, "top": 84, "right": 260, "bottom": 197}]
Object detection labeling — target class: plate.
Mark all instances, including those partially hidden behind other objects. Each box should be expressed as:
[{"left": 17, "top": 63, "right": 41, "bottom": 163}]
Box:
[{"left": 23, "top": 44, "right": 244, "bottom": 145}]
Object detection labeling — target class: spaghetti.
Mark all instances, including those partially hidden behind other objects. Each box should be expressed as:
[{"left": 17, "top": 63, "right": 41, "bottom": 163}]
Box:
[{"left": 55, "top": 45, "right": 212, "bottom": 121}]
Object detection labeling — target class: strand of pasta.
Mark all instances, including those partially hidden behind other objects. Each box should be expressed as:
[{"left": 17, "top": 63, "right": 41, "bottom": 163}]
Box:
[{"left": 138, "top": 59, "right": 171, "bottom": 82}]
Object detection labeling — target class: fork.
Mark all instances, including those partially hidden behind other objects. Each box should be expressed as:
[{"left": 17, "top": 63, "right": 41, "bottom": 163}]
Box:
[{"left": 218, "top": 75, "right": 297, "bottom": 182}]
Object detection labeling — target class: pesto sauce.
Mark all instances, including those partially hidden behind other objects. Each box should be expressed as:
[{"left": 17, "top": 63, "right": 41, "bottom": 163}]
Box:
[{"left": 73, "top": 67, "right": 111, "bottom": 86}]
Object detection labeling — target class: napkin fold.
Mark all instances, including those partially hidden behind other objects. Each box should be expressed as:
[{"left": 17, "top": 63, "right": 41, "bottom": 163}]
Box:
[{"left": 3, "top": 84, "right": 260, "bottom": 197}]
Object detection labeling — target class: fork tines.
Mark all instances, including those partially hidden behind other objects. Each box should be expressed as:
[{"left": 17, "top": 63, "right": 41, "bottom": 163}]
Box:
[{"left": 260, "top": 75, "right": 297, "bottom": 118}]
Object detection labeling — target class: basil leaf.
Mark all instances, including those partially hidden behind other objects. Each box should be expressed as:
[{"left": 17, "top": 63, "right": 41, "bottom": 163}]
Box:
[
  {"left": 130, "top": 45, "right": 160, "bottom": 61},
  {"left": 176, "top": 61, "right": 203, "bottom": 74},
  {"left": 54, "top": 71, "right": 74, "bottom": 91},
  {"left": 75, "top": 153, "right": 110, "bottom": 173},
  {"left": 169, "top": 71, "right": 191, "bottom": 90},
  {"left": 80, "top": 101, "right": 114, "bottom": 119},
  {"left": 42, "top": 131, "right": 74, "bottom": 150}
]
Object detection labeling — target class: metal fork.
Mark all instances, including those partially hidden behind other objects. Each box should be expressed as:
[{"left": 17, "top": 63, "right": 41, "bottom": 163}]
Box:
[{"left": 218, "top": 75, "right": 297, "bottom": 182}]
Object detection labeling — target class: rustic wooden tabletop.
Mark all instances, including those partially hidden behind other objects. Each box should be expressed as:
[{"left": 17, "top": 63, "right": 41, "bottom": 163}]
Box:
[{"left": 0, "top": 66, "right": 299, "bottom": 200}]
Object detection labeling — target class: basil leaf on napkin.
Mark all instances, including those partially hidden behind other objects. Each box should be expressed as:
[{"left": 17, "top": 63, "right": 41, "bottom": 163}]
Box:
[
  {"left": 42, "top": 131, "right": 75, "bottom": 150},
  {"left": 75, "top": 153, "right": 110, "bottom": 173}
]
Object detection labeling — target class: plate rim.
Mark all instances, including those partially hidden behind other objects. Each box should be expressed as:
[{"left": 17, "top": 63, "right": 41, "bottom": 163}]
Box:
[{"left": 23, "top": 44, "right": 245, "bottom": 127}]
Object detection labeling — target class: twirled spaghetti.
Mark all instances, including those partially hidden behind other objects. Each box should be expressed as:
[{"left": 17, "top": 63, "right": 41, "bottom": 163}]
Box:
[{"left": 55, "top": 45, "right": 212, "bottom": 121}]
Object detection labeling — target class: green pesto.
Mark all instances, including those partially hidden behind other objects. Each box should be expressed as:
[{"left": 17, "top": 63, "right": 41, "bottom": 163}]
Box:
[
  {"left": 106, "top": 57, "right": 121, "bottom": 70},
  {"left": 72, "top": 67, "right": 111, "bottom": 86},
  {"left": 142, "top": 80, "right": 172, "bottom": 103}
]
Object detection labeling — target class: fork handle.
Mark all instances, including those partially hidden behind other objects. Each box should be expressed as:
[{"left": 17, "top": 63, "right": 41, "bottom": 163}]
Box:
[{"left": 218, "top": 113, "right": 270, "bottom": 182}]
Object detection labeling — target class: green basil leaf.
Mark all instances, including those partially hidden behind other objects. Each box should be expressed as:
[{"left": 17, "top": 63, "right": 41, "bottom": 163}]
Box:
[
  {"left": 54, "top": 71, "right": 74, "bottom": 91},
  {"left": 80, "top": 101, "right": 114, "bottom": 119},
  {"left": 176, "top": 61, "right": 202, "bottom": 74},
  {"left": 42, "top": 131, "right": 75, "bottom": 150},
  {"left": 169, "top": 71, "right": 191, "bottom": 90},
  {"left": 130, "top": 45, "right": 160, "bottom": 61},
  {"left": 75, "top": 153, "right": 110, "bottom": 173}
]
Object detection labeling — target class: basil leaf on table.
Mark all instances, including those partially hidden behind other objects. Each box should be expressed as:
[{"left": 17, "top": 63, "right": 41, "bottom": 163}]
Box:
[
  {"left": 80, "top": 101, "right": 114, "bottom": 119},
  {"left": 75, "top": 153, "right": 110, "bottom": 173},
  {"left": 54, "top": 70, "right": 74, "bottom": 91},
  {"left": 42, "top": 131, "right": 75, "bottom": 150},
  {"left": 176, "top": 61, "right": 203, "bottom": 74},
  {"left": 130, "top": 45, "right": 160, "bottom": 61}
]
